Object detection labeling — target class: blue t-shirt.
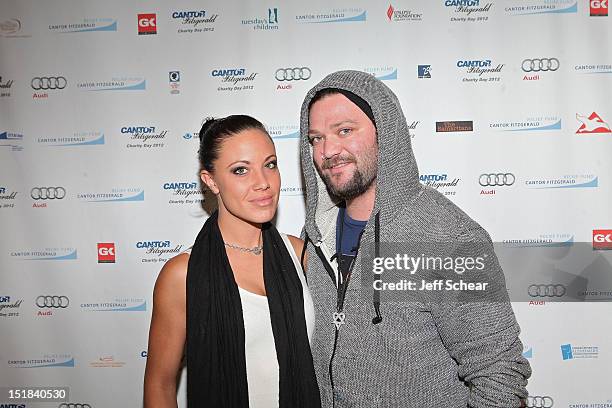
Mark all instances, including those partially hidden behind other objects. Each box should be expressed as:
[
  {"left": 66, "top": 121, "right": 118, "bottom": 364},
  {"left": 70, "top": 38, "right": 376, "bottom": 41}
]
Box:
[{"left": 336, "top": 206, "right": 367, "bottom": 280}]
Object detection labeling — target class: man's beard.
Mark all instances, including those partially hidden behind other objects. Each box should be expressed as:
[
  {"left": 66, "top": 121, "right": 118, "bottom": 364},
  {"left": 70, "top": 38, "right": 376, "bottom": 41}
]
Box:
[{"left": 317, "top": 150, "right": 377, "bottom": 201}]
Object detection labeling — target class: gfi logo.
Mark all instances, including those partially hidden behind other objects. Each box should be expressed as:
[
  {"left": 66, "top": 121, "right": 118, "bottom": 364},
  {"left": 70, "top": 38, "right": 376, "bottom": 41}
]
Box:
[
  {"left": 590, "top": 0, "right": 608, "bottom": 16},
  {"left": 98, "top": 242, "right": 116, "bottom": 263},
  {"left": 138, "top": 13, "right": 157, "bottom": 35},
  {"left": 593, "top": 229, "right": 612, "bottom": 250}
]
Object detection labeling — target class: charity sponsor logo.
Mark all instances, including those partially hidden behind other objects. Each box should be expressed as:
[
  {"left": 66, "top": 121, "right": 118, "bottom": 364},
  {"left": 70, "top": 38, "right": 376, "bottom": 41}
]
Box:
[
  {"left": 136, "top": 240, "right": 185, "bottom": 263},
  {"left": 575, "top": 112, "right": 611, "bottom": 133},
  {"left": 525, "top": 396, "right": 554, "bottom": 408},
  {"left": 504, "top": 0, "right": 577, "bottom": 15},
  {"left": 561, "top": 343, "right": 599, "bottom": 360},
  {"left": 10, "top": 247, "right": 77, "bottom": 260},
  {"left": 120, "top": 126, "right": 168, "bottom": 149},
  {"left": 574, "top": 63, "right": 612, "bottom": 74},
  {"left": 386, "top": 4, "right": 423, "bottom": 21},
  {"left": 524, "top": 174, "right": 598, "bottom": 189},
  {"left": 183, "top": 130, "right": 200, "bottom": 141},
  {"left": 0, "top": 18, "right": 31, "bottom": 38},
  {"left": 35, "top": 295, "right": 69, "bottom": 316},
  {"left": 31, "top": 76, "right": 67, "bottom": 99},
  {"left": 36, "top": 131, "right": 104, "bottom": 146},
  {"left": 419, "top": 174, "right": 461, "bottom": 196},
  {"left": 77, "top": 76, "right": 146, "bottom": 91},
  {"left": 295, "top": 8, "right": 366, "bottom": 23},
  {"left": 274, "top": 67, "right": 311, "bottom": 90},
  {"left": 0, "top": 76, "right": 13, "bottom": 97},
  {"left": 0, "top": 295, "right": 23, "bottom": 318},
  {"left": 30, "top": 186, "right": 65, "bottom": 208},
  {"left": 445, "top": 0, "right": 493, "bottom": 22},
  {"left": 89, "top": 355, "right": 126, "bottom": 368},
  {"left": 457, "top": 59, "right": 504, "bottom": 83},
  {"left": 242, "top": 8, "right": 279, "bottom": 30},
  {"left": 80, "top": 298, "right": 147, "bottom": 312},
  {"left": 418, "top": 65, "right": 431, "bottom": 78},
  {"left": 77, "top": 188, "right": 145, "bottom": 202},
  {"left": 8, "top": 354, "right": 75, "bottom": 368},
  {"left": 590, "top": 0, "right": 608, "bottom": 15},
  {"left": 436, "top": 121, "right": 474, "bottom": 132},
  {"left": 489, "top": 116, "right": 561, "bottom": 131},
  {"left": 478, "top": 172, "right": 515, "bottom": 196},
  {"left": 593, "top": 229, "right": 612, "bottom": 250},
  {"left": 163, "top": 182, "right": 204, "bottom": 205},
  {"left": 521, "top": 58, "right": 560, "bottom": 81},
  {"left": 171, "top": 10, "right": 218, "bottom": 33},
  {"left": 363, "top": 66, "right": 398, "bottom": 80},
  {"left": 48, "top": 18, "right": 117, "bottom": 33},
  {"left": 211, "top": 68, "right": 257, "bottom": 92},
  {"left": 138, "top": 13, "right": 157, "bottom": 35},
  {"left": 98, "top": 243, "right": 116, "bottom": 263},
  {"left": 502, "top": 233, "right": 575, "bottom": 247},
  {"left": 169, "top": 71, "right": 180, "bottom": 94},
  {"left": 0, "top": 131, "right": 24, "bottom": 152},
  {"left": 268, "top": 124, "right": 299, "bottom": 140}
]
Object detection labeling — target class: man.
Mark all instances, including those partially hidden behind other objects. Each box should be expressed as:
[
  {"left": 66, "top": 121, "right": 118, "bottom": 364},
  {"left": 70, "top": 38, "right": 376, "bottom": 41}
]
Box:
[{"left": 299, "top": 70, "right": 531, "bottom": 407}]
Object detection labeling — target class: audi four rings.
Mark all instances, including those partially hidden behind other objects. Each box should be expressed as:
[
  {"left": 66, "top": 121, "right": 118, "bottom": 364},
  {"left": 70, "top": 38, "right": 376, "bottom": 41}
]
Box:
[
  {"left": 31, "top": 76, "right": 67, "bottom": 90},
  {"left": 528, "top": 284, "right": 566, "bottom": 297},
  {"left": 526, "top": 396, "right": 554, "bottom": 408},
  {"left": 31, "top": 187, "right": 66, "bottom": 200},
  {"left": 36, "top": 295, "right": 69, "bottom": 308},
  {"left": 275, "top": 67, "right": 311, "bottom": 81},
  {"left": 479, "top": 173, "right": 515, "bottom": 187},
  {"left": 521, "top": 58, "right": 560, "bottom": 72}
]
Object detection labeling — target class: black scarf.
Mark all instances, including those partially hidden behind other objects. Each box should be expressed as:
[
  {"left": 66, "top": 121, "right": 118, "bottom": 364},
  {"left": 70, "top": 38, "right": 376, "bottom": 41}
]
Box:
[{"left": 186, "top": 211, "right": 321, "bottom": 408}]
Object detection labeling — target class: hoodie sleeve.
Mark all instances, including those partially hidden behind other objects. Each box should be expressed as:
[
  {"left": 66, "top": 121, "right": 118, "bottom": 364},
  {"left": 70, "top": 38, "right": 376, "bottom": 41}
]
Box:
[{"left": 431, "top": 225, "right": 531, "bottom": 408}]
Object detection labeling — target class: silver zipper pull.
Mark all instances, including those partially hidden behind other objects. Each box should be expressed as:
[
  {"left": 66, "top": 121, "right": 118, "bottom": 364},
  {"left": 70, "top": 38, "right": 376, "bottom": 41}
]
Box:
[{"left": 333, "top": 311, "right": 346, "bottom": 329}]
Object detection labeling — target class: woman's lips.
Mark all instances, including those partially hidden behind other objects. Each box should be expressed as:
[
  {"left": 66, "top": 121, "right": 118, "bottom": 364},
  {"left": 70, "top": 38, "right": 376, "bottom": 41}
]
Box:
[{"left": 250, "top": 195, "right": 274, "bottom": 206}]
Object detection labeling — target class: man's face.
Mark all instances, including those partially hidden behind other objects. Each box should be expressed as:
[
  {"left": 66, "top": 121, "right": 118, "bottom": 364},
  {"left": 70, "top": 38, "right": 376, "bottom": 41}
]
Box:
[{"left": 308, "top": 93, "right": 378, "bottom": 201}]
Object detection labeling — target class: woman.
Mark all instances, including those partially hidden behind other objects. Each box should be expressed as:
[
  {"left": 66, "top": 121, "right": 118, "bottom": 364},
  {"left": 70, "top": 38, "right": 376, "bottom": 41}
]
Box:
[{"left": 143, "top": 115, "right": 320, "bottom": 407}]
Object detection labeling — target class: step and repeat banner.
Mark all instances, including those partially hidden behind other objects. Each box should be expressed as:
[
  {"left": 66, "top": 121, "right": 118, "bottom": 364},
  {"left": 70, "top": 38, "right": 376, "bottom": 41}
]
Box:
[{"left": 1, "top": 0, "right": 611, "bottom": 407}]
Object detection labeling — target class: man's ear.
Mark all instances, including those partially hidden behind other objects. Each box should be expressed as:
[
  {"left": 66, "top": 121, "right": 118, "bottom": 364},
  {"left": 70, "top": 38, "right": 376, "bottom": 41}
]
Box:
[{"left": 200, "top": 170, "right": 219, "bottom": 195}]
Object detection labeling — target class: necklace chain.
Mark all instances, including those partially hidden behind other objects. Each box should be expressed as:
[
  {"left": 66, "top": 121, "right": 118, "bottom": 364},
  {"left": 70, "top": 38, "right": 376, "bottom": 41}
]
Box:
[{"left": 224, "top": 242, "right": 263, "bottom": 255}]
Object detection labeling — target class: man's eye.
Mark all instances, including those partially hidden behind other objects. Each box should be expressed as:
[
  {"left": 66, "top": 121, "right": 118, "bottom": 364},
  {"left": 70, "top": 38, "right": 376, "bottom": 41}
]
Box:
[
  {"left": 339, "top": 128, "right": 352, "bottom": 135},
  {"left": 309, "top": 136, "right": 322, "bottom": 145},
  {"left": 266, "top": 160, "right": 278, "bottom": 169},
  {"left": 232, "top": 167, "right": 248, "bottom": 175}
]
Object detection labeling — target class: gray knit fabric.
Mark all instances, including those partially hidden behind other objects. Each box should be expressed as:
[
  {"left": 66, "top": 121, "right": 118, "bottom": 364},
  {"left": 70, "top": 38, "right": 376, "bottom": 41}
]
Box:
[{"left": 299, "top": 70, "right": 531, "bottom": 408}]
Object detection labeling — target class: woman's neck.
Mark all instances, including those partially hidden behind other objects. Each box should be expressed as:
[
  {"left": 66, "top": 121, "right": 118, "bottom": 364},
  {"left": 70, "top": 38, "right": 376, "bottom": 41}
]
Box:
[{"left": 217, "top": 206, "right": 262, "bottom": 247}]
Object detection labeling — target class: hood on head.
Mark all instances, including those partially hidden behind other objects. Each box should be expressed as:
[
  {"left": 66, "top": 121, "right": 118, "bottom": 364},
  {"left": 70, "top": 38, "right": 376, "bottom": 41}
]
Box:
[{"left": 300, "top": 70, "right": 421, "bottom": 242}]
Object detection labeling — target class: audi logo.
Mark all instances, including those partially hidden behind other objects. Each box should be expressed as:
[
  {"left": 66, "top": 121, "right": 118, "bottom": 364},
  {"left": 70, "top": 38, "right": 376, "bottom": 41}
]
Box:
[
  {"left": 59, "top": 404, "right": 92, "bottom": 408},
  {"left": 36, "top": 295, "right": 69, "bottom": 308},
  {"left": 479, "top": 173, "right": 515, "bottom": 187},
  {"left": 31, "top": 187, "right": 66, "bottom": 200},
  {"left": 528, "top": 284, "right": 566, "bottom": 298},
  {"left": 31, "top": 76, "right": 67, "bottom": 90},
  {"left": 526, "top": 396, "right": 554, "bottom": 408},
  {"left": 275, "top": 67, "right": 312, "bottom": 81},
  {"left": 521, "top": 58, "right": 560, "bottom": 72}
]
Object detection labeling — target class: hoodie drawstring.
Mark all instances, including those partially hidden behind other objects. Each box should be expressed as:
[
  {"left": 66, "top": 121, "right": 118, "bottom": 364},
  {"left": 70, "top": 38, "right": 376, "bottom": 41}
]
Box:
[{"left": 372, "top": 212, "right": 383, "bottom": 324}]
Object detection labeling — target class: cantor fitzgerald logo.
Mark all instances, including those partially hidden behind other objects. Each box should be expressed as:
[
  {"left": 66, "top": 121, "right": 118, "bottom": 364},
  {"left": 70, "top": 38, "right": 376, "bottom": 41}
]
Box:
[
  {"left": 136, "top": 240, "right": 184, "bottom": 258},
  {"left": 503, "top": 233, "right": 574, "bottom": 247},
  {"left": 31, "top": 187, "right": 66, "bottom": 200},
  {"left": 574, "top": 63, "right": 612, "bottom": 74},
  {"left": 0, "top": 187, "right": 17, "bottom": 201},
  {"left": 31, "top": 77, "right": 67, "bottom": 90},
  {"left": 48, "top": 17, "right": 117, "bottom": 33},
  {"left": 0, "top": 296, "right": 22, "bottom": 316},
  {"left": 77, "top": 77, "right": 146, "bottom": 91},
  {"left": 172, "top": 10, "right": 218, "bottom": 32},
  {"left": 268, "top": 124, "right": 299, "bottom": 139},
  {"left": 10, "top": 248, "right": 77, "bottom": 260},
  {"left": 36, "top": 131, "right": 104, "bottom": 146},
  {"left": 7, "top": 354, "right": 75, "bottom": 368},
  {"left": 77, "top": 188, "right": 144, "bottom": 202},
  {"left": 36, "top": 295, "right": 69, "bottom": 308},
  {"left": 80, "top": 298, "right": 146, "bottom": 312},
  {"left": 479, "top": 173, "right": 515, "bottom": 186},
  {"left": 575, "top": 112, "right": 611, "bottom": 133},
  {"left": 121, "top": 126, "right": 168, "bottom": 144},
  {"left": 420, "top": 174, "right": 461, "bottom": 189},
  {"left": 163, "top": 182, "right": 203, "bottom": 200},
  {"left": 445, "top": 0, "right": 493, "bottom": 16},
  {"left": 504, "top": 0, "right": 577, "bottom": 15},
  {"left": 457, "top": 60, "right": 504, "bottom": 81},
  {"left": 295, "top": 8, "right": 366, "bottom": 23},
  {"left": 528, "top": 284, "right": 566, "bottom": 297},
  {"left": 525, "top": 396, "right": 554, "bottom": 408},
  {"left": 521, "top": 58, "right": 560, "bottom": 72},
  {"left": 363, "top": 66, "right": 397, "bottom": 81},
  {"left": 489, "top": 116, "right": 561, "bottom": 131},
  {"left": 524, "top": 174, "right": 598, "bottom": 189},
  {"left": 275, "top": 67, "right": 311, "bottom": 81}
]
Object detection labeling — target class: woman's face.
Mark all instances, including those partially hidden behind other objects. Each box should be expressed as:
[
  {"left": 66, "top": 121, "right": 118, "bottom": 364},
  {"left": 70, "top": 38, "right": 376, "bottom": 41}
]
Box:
[{"left": 201, "top": 128, "right": 280, "bottom": 225}]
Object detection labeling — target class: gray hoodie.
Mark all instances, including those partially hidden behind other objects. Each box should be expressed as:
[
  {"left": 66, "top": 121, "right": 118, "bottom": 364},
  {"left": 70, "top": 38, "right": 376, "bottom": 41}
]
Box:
[{"left": 299, "top": 70, "right": 531, "bottom": 408}]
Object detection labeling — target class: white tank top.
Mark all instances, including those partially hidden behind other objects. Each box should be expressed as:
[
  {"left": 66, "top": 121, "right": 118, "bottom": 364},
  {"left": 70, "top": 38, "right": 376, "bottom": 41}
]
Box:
[{"left": 185, "top": 233, "right": 315, "bottom": 408}]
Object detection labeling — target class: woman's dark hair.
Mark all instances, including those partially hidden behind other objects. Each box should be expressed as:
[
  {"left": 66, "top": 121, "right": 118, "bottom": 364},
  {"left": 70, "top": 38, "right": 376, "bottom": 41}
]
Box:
[{"left": 198, "top": 115, "right": 268, "bottom": 172}]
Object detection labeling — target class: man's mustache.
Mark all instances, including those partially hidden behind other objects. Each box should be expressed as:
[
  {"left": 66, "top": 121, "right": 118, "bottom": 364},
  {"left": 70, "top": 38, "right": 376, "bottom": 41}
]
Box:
[{"left": 321, "top": 155, "right": 356, "bottom": 170}]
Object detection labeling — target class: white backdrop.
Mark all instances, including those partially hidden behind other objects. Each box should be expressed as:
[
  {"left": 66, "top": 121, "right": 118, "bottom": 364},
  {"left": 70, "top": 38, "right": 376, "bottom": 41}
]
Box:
[{"left": 1, "top": 0, "right": 612, "bottom": 407}]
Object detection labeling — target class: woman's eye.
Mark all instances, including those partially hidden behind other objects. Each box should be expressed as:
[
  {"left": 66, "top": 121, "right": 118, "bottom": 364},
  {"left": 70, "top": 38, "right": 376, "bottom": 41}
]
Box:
[
  {"left": 232, "top": 167, "right": 248, "bottom": 175},
  {"left": 266, "top": 160, "right": 278, "bottom": 169}
]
